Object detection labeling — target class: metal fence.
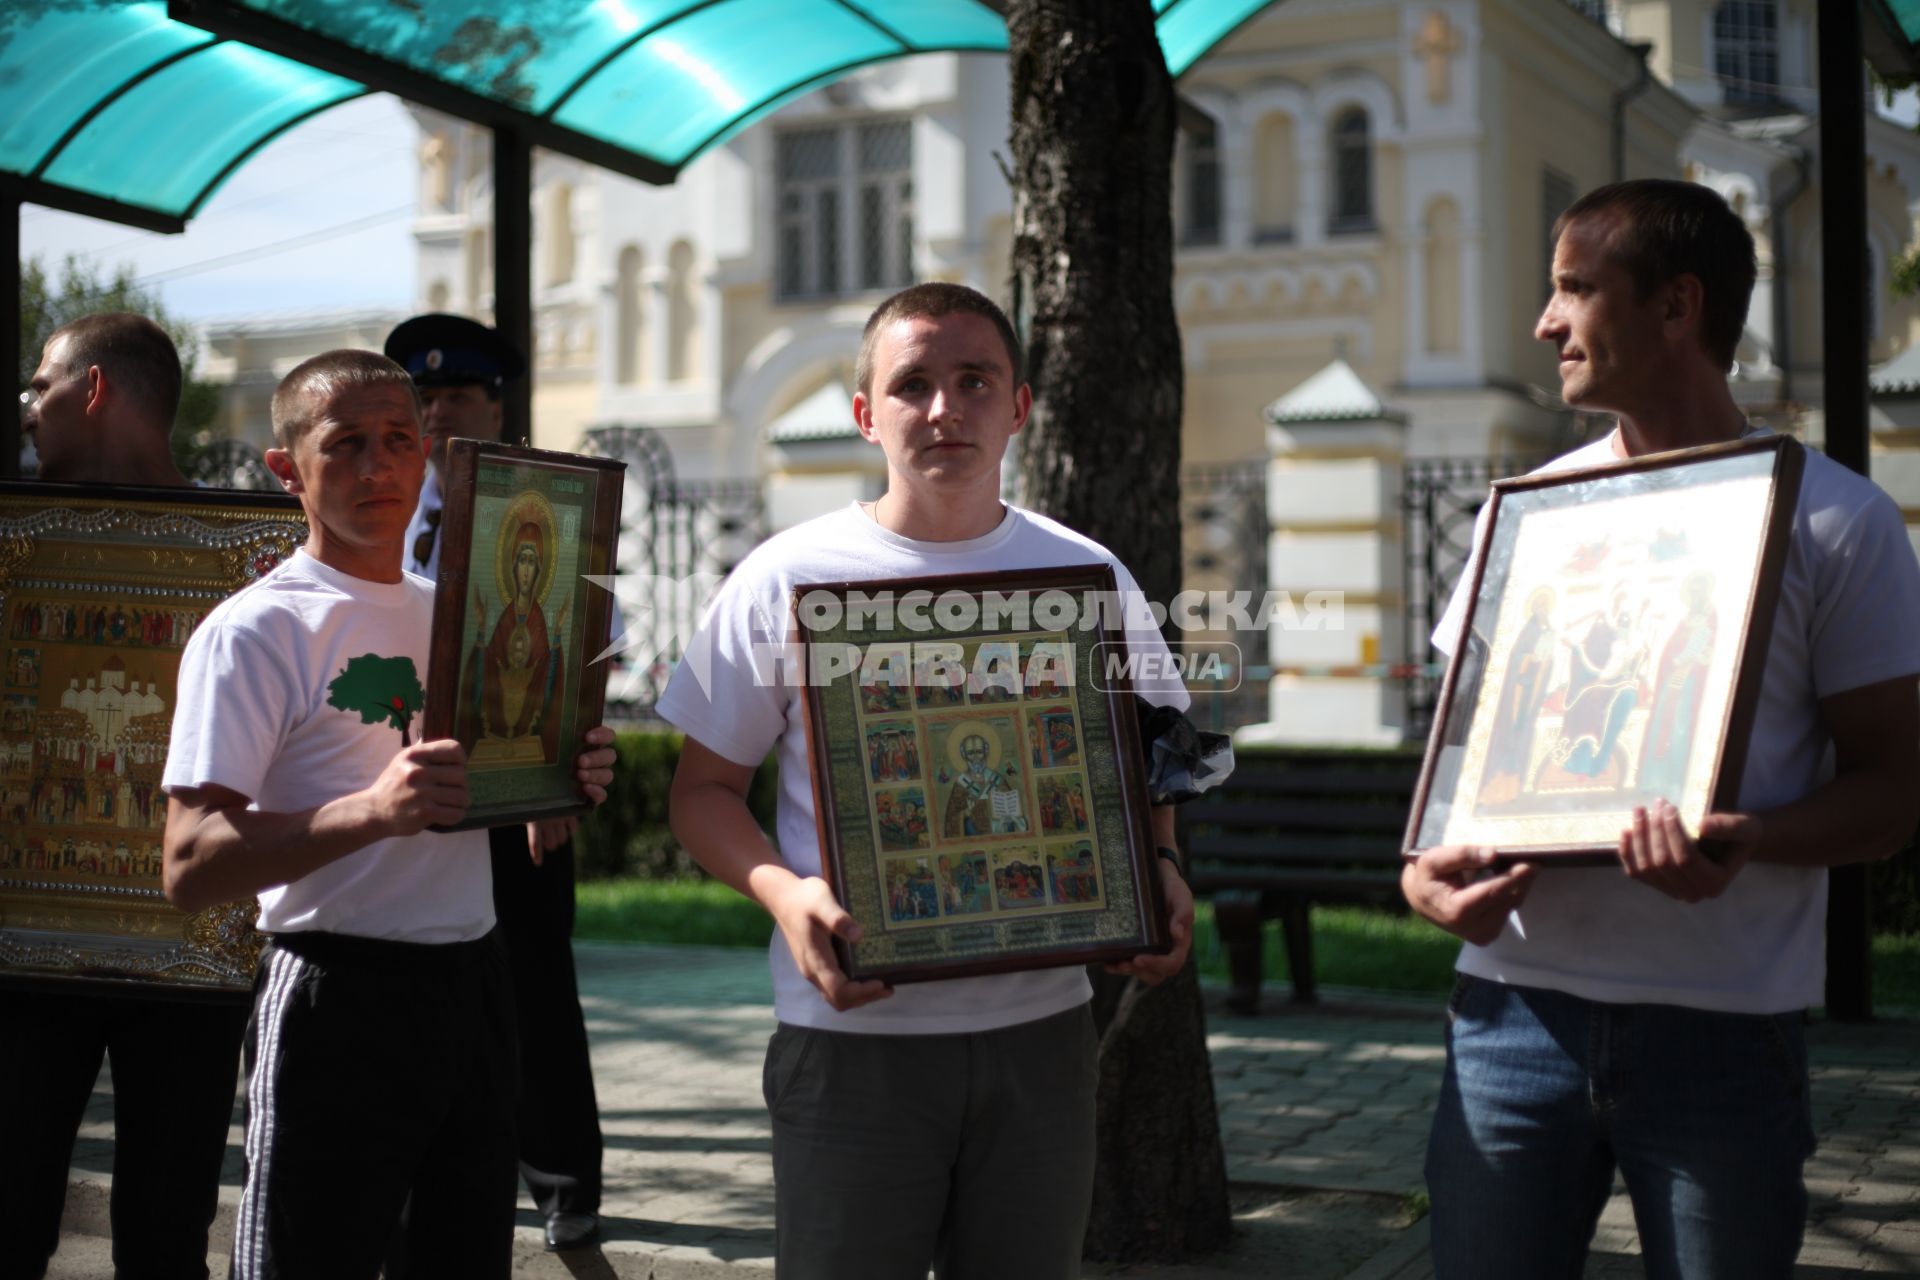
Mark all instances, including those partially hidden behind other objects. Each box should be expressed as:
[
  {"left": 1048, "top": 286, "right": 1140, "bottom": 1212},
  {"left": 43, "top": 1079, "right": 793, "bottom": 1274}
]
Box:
[
  {"left": 1400, "top": 455, "right": 1542, "bottom": 737},
  {"left": 581, "top": 425, "right": 767, "bottom": 719},
  {"left": 1181, "top": 460, "right": 1269, "bottom": 735}
]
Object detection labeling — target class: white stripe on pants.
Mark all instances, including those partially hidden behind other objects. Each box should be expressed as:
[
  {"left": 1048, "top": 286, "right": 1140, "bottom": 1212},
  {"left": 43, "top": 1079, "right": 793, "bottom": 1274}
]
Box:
[{"left": 233, "top": 948, "right": 306, "bottom": 1280}]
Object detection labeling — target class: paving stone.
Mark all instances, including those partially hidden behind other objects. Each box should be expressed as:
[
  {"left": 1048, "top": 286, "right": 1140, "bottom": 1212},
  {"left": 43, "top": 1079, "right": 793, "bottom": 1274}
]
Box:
[{"left": 45, "top": 945, "right": 1920, "bottom": 1280}]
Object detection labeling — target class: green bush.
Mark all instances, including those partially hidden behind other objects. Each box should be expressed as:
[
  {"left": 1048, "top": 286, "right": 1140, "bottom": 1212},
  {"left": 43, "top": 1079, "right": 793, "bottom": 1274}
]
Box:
[
  {"left": 573, "top": 729, "right": 777, "bottom": 880},
  {"left": 1872, "top": 836, "right": 1920, "bottom": 937}
]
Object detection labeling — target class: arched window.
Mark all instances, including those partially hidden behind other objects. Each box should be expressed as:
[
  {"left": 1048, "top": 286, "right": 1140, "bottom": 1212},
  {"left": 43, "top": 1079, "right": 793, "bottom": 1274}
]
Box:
[
  {"left": 1714, "top": 1, "right": 1778, "bottom": 107},
  {"left": 1180, "top": 114, "right": 1222, "bottom": 247},
  {"left": 668, "top": 240, "right": 697, "bottom": 384},
  {"left": 616, "top": 245, "right": 643, "bottom": 385},
  {"left": 1253, "top": 113, "right": 1295, "bottom": 244},
  {"left": 1329, "top": 109, "right": 1373, "bottom": 235},
  {"left": 544, "top": 184, "right": 576, "bottom": 285},
  {"left": 1424, "top": 197, "right": 1462, "bottom": 355}
]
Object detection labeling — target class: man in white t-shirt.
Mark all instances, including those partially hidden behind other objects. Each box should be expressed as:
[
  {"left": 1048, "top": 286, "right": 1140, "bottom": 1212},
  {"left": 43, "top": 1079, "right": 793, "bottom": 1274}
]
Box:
[
  {"left": 1405, "top": 180, "right": 1920, "bottom": 1278},
  {"left": 160, "top": 349, "right": 617, "bottom": 1279},
  {"left": 657, "top": 283, "right": 1195, "bottom": 1279},
  {"left": 4, "top": 313, "right": 234, "bottom": 1280}
]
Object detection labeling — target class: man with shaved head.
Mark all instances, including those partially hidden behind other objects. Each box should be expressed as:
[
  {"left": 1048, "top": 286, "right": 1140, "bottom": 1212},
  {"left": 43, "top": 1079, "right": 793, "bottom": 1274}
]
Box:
[{"left": 3, "top": 313, "right": 235, "bottom": 1280}]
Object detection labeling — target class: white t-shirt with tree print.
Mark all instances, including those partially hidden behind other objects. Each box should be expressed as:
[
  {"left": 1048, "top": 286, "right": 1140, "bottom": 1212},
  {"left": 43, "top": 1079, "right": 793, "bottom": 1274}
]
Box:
[{"left": 164, "top": 549, "right": 493, "bottom": 943}]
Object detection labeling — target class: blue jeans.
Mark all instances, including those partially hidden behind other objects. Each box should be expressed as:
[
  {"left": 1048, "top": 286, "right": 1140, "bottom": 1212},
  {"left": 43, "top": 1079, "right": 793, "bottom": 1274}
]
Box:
[{"left": 1425, "top": 976, "right": 1815, "bottom": 1280}]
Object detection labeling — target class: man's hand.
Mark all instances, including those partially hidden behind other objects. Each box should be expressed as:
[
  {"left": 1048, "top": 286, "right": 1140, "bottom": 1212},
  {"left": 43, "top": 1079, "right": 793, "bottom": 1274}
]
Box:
[
  {"left": 764, "top": 874, "right": 891, "bottom": 1012},
  {"left": 573, "top": 725, "right": 617, "bottom": 805},
  {"left": 527, "top": 816, "right": 578, "bottom": 866},
  {"left": 1401, "top": 846, "right": 1534, "bottom": 945},
  {"left": 365, "top": 738, "right": 469, "bottom": 835},
  {"left": 1107, "top": 855, "right": 1194, "bottom": 985},
  {"left": 1619, "top": 799, "right": 1760, "bottom": 902}
]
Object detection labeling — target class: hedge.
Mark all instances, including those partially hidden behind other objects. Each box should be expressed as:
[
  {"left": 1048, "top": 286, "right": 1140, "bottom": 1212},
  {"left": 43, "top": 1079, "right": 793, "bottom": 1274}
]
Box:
[
  {"left": 572, "top": 730, "right": 777, "bottom": 880},
  {"left": 570, "top": 734, "right": 1920, "bottom": 931}
]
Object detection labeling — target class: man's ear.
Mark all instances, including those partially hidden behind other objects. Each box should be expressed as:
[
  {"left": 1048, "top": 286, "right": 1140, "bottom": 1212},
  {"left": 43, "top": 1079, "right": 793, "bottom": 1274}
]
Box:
[
  {"left": 263, "top": 447, "right": 302, "bottom": 496},
  {"left": 1010, "top": 383, "right": 1033, "bottom": 437},
  {"left": 82, "top": 365, "right": 107, "bottom": 417},
  {"left": 852, "top": 390, "right": 880, "bottom": 445},
  {"left": 1664, "top": 273, "right": 1706, "bottom": 339}
]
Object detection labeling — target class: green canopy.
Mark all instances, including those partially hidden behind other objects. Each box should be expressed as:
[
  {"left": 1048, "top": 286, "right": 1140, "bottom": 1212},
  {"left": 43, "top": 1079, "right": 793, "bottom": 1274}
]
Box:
[{"left": 1, "top": 0, "right": 1281, "bottom": 232}]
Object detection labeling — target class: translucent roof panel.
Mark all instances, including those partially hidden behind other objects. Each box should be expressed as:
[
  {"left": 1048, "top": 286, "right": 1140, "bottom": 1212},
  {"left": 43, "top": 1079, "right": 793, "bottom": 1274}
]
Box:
[
  {"left": 0, "top": 3, "right": 213, "bottom": 174},
  {"left": 0, "top": 2, "right": 364, "bottom": 227},
  {"left": 226, "top": 0, "right": 684, "bottom": 114},
  {"left": 555, "top": 0, "right": 914, "bottom": 166},
  {"left": 42, "top": 42, "right": 364, "bottom": 219},
  {"left": 1, "top": 0, "right": 1288, "bottom": 232},
  {"left": 1156, "top": 0, "right": 1280, "bottom": 77}
]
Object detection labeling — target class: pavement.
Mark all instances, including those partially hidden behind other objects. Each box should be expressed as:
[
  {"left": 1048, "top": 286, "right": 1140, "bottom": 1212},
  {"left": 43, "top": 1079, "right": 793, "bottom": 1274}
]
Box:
[{"left": 47, "top": 941, "right": 1920, "bottom": 1279}]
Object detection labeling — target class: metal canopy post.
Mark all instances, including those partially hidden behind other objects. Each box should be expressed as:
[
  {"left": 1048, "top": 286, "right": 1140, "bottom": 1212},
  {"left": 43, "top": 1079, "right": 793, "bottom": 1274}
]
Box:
[
  {"left": 1820, "top": 0, "right": 1872, "bottom": 1021},
  {"left": 494, "top": 124, "right": 534, "bottom": 447},
  {"left": 4, "top": 199, "right": 19, "bottom": 479}
]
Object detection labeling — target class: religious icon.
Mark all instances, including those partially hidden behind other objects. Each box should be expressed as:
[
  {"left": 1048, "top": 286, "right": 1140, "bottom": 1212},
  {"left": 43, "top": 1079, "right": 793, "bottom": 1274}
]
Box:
[
  {"left": 459, "top": 492, "right": 572, "bottom": 768},
  {"left": 864, "top": 720, "right": 923, "bottom": 784},
  {"left": 930, "top": 715, "right": 1028, "bottom": 839},
  {"left": 938, "top": 851, "right": 992, "bottom": 915},
  {"left": 1045, "top": 840, "right": 1102, "bottom": 906},
  {"left": 874, "top": 785, "right": 933, "bottom": 853},
  {"left": 1035, "top": 773, "right": 1090, "bottom": 836},
  {"left": 421, "top": 440, "right": 625, "bottom": 830},
  {"left": 795, "top": 565, "right": 1170, "bottom": 982},
  {"left": 883, "top": 855, "right": 940, "bottom": 923},
  {"left": 0, "top": 482, "right": 306, "bottom": 994},
  {"left": 991, "top": 848, "right": 1049, "bottom": 909},
  {"left": 1408, "top": 436, "right": 1802, "bottom": 860}
]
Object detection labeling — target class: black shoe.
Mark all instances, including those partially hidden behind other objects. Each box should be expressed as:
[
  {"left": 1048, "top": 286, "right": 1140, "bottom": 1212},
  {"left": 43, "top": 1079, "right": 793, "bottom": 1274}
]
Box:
[{"left": 545, "top": 1211, "right": 600, "bottom": 1252}]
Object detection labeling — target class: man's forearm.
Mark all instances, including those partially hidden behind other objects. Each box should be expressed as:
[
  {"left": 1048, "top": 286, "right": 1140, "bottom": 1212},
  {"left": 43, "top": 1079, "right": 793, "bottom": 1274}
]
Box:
[
  {"left": 668, "top": 779, "right": 801, "bottom": 909},
  {"left": 1152, "top": 804, "right": 1177, "bottom": 853},
  {"left": 1751, "top": 767, "right": 1918, "bottom": 868},
  {"left": 164, "top": 792, "right": 391, "bottom": 912}
]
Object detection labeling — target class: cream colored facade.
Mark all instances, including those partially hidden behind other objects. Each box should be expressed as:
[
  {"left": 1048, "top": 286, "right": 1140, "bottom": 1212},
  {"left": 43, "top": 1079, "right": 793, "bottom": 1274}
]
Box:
[
  {"left": 199, "top": 307, "right": 407, "bottom": 451},
  {"left": 396, "top": 0, "right": 1920, "bottom": 742}
]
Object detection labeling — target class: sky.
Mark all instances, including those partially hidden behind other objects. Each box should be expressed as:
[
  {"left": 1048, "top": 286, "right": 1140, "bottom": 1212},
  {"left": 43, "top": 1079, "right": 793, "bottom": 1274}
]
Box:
[{"left": 19, "top": 95, "right": 421, "bottom": 324}]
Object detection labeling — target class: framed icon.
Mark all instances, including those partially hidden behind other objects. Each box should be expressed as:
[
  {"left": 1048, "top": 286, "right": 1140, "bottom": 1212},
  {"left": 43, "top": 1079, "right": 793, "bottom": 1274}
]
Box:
[
  {"left": 1406, "top": 435, "right": 1804, "bottom": 863},
  {"left": 0, "top": 482, "right": 305, "bottom": 996},
  {"left": 795, "top": 564, "right": 1170, "bottom": 984},
  {"left": 420, "top": 440, "right": 625, "bottom": 829}
]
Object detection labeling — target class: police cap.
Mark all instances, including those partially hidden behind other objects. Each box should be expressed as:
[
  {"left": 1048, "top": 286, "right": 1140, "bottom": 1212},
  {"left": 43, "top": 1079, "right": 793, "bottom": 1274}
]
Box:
[{"left": 383, "top": 313, "right": 526, "bottom": 390}]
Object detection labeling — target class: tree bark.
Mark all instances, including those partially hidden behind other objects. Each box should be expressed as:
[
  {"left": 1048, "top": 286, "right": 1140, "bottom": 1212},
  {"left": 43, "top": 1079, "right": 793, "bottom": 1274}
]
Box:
[{"left": 1006, "top": 0, "right": 1233, "bottom": 1262}]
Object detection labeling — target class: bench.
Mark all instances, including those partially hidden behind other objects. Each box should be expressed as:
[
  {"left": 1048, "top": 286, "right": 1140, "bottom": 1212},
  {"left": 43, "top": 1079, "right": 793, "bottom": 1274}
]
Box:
[{"left": 1183, "top": 750, "right": 1422, "bottom": 1011}]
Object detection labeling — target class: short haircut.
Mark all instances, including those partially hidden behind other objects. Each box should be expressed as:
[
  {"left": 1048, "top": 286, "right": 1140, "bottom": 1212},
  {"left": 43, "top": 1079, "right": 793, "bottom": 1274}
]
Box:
[
  {"left": 1552, "top": 179, "right": 1756, "bottom": 371},
  {"left": 271, "top": 349, "right": 420, "bottom": 449},
  {"left": 47, "top": 313, "right": 181, "bottom": 429},
  {"left": 855, "top": 283, "right": 1025, "bottom": 395}
]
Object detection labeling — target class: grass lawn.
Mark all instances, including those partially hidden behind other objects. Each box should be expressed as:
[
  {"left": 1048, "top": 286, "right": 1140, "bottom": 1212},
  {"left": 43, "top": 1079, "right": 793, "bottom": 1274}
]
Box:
[{"left": 574, "top": 877, "right": 1920, "bottom": 1012}]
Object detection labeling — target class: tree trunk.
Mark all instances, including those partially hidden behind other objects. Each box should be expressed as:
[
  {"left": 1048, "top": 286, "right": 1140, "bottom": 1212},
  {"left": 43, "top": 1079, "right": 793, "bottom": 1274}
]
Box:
[{"left": 1006, "top": 0, "right": 1233, "bottom": 1262}]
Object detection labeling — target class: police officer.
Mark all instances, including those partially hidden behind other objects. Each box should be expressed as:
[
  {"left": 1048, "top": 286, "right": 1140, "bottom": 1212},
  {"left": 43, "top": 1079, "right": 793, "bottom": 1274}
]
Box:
[{"left": 384, "top": 314, "right": 605, "bottom": 1252}]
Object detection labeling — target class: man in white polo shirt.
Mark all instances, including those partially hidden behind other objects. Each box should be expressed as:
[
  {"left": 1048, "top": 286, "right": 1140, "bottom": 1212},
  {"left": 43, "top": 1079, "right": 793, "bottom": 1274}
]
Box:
[{"left": 1404, "top": 179, "right": 1920, "bottom": 1278}]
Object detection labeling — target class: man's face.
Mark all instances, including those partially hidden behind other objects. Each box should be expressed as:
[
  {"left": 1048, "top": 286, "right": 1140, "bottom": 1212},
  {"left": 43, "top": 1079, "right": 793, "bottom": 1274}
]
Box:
[
  {"left": 274, "top": 384, "right": 425, "bottom": 565},
  {"left": 1535, "top": 216, "right": 1666, "bottom": 414},
  {"left": 853, "top": 312, "right": 1030, "bottom": 492},
  {"left": 24, "top": 336, "right": 95, "bottom": 481},
  {"left": 418, "top": 382, "right": 502, "bottom": 474}
]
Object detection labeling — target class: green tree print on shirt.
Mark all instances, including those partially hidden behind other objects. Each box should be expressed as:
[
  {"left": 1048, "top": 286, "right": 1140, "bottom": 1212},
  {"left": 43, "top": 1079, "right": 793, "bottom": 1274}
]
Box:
[{"left": 326, "top": 654, "right": 426, "bottom": 745}]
